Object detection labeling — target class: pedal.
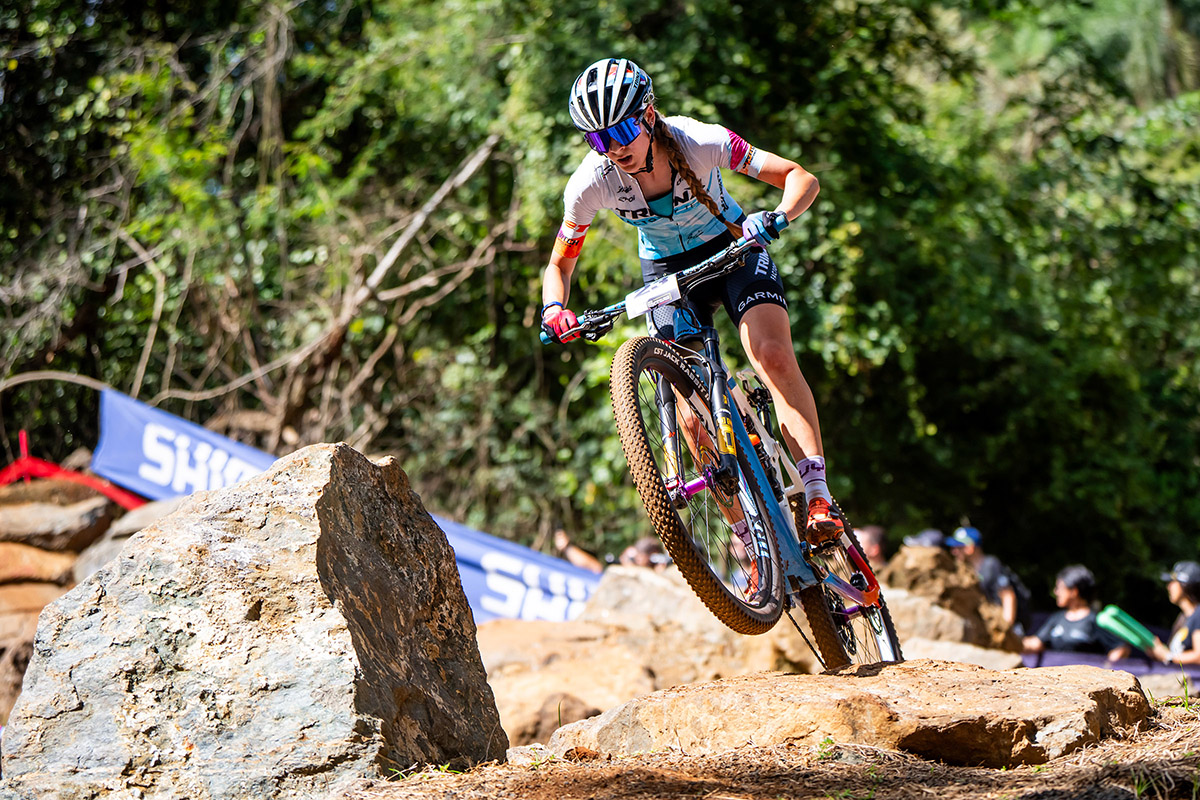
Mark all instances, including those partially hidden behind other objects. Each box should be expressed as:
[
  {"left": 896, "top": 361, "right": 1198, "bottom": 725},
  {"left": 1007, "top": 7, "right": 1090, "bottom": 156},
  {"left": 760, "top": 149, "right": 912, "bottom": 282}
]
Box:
[
  {"left": 789, "top": 495, "right": 842, "bottom": 548},
  {"left": 804, "top": 522, "right": 843, "bottom": 549}
]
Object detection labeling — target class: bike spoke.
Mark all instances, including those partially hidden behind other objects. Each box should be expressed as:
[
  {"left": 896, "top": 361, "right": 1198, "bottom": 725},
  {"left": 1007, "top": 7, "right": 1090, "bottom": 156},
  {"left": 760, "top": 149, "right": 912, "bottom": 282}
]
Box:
[
  {"left": 811, "top": 542, "right": 898, "bottom": 664},
  {"left": 635, "top": 366, "right": 759, "bottom": 599},
  {"left": 612, "top": 337, "right": 784, "bottom": 635}
]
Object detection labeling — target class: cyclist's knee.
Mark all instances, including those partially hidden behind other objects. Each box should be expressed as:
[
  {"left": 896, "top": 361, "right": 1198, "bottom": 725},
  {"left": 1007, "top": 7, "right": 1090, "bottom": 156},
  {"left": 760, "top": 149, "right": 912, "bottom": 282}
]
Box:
[{"left": 746, "top": 337, "right": 797, "bottom": 377}]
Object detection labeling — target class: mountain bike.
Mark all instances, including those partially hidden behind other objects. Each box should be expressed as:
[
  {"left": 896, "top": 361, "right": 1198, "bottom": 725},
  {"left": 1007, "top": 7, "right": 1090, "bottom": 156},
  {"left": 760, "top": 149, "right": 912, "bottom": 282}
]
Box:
[{"left": 541, "top": 217, "right": 903, "bottom": 669}]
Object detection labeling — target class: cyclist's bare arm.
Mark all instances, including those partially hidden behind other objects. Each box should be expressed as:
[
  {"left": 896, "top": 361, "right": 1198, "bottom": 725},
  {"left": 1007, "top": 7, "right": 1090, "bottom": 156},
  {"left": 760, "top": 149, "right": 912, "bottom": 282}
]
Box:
[
  {"left": 542, "top": 252, "right": 578, "bottom": 311},
  {"left": 750, "top": 152, "right": 819, "bottom": 222}
]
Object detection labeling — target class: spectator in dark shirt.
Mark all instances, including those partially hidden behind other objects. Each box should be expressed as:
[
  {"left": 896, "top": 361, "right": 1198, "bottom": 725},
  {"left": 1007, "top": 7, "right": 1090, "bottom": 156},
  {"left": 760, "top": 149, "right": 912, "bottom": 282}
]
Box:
[
  {"left": 947, "top": 526, "right": 1031, "bottom": 634},
  {"left": 1151, "top": 560, "right": 1200, "bottom": 666},
  {"left": 1023, "top": 565, "right": 1129, "bottom": 660}
]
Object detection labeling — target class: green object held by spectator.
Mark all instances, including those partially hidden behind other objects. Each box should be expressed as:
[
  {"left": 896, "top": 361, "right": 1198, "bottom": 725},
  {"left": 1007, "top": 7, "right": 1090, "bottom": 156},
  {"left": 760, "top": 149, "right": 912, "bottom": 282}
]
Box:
[{"left": 1097, "top": 604, "right": 1155, "bottom": 651}]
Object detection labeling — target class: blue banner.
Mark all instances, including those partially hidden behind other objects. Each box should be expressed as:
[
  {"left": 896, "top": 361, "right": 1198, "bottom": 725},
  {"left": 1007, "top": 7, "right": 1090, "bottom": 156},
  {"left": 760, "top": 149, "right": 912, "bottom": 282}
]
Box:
[
  {"left": 434, "top": 515, "right": 597, "bottom": 624},
  {"left": 94, "top": 391, "right": 278, "bottom": 499},
  {"left": 91, "top": 390, "right": 598, "bottom": 622}
]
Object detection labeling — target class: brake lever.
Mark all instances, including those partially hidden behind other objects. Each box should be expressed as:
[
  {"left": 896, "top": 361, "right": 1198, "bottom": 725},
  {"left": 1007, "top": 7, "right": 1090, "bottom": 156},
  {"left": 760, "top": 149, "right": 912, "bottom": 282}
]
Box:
[{"left": 580, "top": 315, "right": 615, "bottom": 341}]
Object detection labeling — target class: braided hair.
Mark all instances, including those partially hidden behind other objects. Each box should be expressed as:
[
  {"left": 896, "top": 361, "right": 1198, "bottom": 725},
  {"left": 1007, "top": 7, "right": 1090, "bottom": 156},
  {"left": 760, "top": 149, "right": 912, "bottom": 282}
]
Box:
[{"left": 652, "top": 114, "right": 742, "bottom": 238}]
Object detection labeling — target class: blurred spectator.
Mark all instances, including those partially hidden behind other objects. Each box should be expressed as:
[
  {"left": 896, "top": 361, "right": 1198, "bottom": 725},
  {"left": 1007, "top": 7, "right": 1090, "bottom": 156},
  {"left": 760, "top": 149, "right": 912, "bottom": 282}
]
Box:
[
  {"left": 855, "top": 524, "right": 888, "bottom": 571},
  {"left": 946, "top": 526, "right": 1032, "bottom": 635},
  {"left": 552, "top": 525, "right": 604, "bottom": 574},
  {"left": 902, "top": 528, "right": 945, "bottom": 549},
  {"left": 619, "top": 536, "right": 671, "bottom": 571},
  {"left": 1150, "top": 560, "right": 1200, "bottom": 666},
  {"left": 1022, "top": 565, "right": 1129, "bottom": 661}
]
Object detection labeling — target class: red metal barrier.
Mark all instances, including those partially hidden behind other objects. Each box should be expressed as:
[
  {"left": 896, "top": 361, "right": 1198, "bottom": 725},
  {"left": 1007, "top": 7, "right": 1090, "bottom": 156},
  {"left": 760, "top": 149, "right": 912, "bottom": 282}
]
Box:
[{"left": 0, "top": 430, "right": 146, "bottom": 510}]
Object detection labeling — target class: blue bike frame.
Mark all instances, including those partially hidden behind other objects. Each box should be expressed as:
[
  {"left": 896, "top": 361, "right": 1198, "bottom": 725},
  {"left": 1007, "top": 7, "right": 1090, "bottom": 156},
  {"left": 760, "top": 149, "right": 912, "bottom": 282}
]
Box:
[
  {"left": 724, "top": 385, "right": 818, "bottom": 588},
  {"left": 722, "top": 376, "right": 881, "bottom": 616}
]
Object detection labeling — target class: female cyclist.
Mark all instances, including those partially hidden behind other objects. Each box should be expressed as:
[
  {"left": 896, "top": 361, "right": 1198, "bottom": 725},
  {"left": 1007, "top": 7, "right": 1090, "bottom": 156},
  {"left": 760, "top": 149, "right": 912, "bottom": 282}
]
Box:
[{"left": 540, "top": 57, "right": 838, "bottom": 546}]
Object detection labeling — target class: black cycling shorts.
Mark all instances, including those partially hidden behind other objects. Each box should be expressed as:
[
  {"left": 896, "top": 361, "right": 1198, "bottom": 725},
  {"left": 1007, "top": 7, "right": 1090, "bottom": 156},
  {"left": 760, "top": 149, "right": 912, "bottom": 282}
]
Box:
[{"left": 640, "top": 233, "right": 788, "bottom": 340}]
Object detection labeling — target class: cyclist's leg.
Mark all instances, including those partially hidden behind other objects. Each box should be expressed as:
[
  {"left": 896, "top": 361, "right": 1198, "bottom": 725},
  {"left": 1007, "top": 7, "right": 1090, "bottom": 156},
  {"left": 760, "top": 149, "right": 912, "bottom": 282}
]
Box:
[
  {"left": 737, "top": 303, "right": 823, "bottom": 461},
  {"left": 721, "top": 251, "right": 820, "bottom": 462},
  {"left": 724, "top": 252, "right": 841, "bottom": 544}
]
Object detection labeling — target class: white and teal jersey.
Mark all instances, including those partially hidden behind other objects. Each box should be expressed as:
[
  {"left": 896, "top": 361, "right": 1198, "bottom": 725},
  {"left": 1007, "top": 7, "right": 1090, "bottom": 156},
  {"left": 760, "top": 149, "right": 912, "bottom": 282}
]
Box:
[{"left": 561, "top": 115, "right": 767, "bottom": 260}]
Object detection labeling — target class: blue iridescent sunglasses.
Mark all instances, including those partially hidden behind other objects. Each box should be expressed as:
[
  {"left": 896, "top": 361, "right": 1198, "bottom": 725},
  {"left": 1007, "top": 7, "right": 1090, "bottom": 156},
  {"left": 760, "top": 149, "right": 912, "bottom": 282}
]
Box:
[{"left": 582, "top": 114, "right": 644, "bottom": 154}]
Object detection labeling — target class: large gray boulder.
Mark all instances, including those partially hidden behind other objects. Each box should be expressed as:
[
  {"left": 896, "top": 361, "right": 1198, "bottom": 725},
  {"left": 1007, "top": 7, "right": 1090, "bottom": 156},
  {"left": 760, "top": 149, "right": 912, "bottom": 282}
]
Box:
[
  {"left": 0, "top": 583, "right": 73, "bottom": 725},
  {"left": 548, "top": 659, "right": 1150, "bottom": 768},
  {"left": 72, "top": 496, "right": 187, "bottom": 583},
  {"left": 0, "top": 443, "right": 506, "bottom": 799}
]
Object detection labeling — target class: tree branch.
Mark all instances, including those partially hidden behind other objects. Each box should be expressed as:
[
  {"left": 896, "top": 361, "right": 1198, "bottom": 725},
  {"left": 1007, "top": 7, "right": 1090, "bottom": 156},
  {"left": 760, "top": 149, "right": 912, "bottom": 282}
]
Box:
[
  {"left": 263, "top": 132, "right": 502, "bottom": 450},
  {"left": 116, "top": 229, "right": 168, "bottom": 400}
]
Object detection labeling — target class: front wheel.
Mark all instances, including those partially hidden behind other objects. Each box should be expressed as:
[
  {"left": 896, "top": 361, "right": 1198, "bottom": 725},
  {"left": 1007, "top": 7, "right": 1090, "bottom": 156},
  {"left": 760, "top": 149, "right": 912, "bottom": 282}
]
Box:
[
  {"left": 799, "top": 506, "right": 903, "bottom": 669},
  {"left": 610, "top": 336, "right": 784, "bottom": 635}
]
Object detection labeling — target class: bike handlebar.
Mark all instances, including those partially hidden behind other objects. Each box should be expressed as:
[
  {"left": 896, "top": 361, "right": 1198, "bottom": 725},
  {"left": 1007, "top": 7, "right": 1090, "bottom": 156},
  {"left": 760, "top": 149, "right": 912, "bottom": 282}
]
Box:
[{"left": 540, "top": 213, "right": 789, "bottom": 345}]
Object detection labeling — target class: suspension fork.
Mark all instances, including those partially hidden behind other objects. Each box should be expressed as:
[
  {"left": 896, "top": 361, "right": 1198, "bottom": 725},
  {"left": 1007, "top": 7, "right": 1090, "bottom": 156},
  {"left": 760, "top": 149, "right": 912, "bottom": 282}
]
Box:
[
  {"left": 700, "top": 325, "right": 741, "bottom": 493},
  {"left": 655, "top": 372, "right": 684, "bottom": 489}
]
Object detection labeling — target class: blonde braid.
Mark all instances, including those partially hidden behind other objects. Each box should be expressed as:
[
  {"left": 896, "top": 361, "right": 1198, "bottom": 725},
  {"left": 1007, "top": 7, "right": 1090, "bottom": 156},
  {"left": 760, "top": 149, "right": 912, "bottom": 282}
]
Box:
[{"left": 655, "top": 116, "right": 742, "bottom": 238}]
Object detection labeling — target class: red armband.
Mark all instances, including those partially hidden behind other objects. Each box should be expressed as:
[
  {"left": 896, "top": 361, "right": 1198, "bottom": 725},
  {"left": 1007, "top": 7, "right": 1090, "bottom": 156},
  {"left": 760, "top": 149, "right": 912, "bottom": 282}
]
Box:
[{"left": 553, "top": 219, "right": 590, "bottom": 260}]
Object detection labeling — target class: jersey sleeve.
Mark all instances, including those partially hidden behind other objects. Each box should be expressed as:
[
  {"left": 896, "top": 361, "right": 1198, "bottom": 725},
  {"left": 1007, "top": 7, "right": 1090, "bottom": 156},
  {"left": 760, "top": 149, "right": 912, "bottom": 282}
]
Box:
[
  {"left": 726, "top": 127, "right": 769, "bottom": 177},
  {"left": 993, "top": 569, "right": 1014, "bottom": 591},
  {"left": 556, "top": 162, "right": 603, "bottom": 260},
  {"left": 670, "top": 116, "right": 768, "bottom": 178},
  {"left": 1033, "top": 613, "right": 1058, "bottom": 644},
  {"left": 1184, "top": 610, "right": 1200, "bottom": 652}
]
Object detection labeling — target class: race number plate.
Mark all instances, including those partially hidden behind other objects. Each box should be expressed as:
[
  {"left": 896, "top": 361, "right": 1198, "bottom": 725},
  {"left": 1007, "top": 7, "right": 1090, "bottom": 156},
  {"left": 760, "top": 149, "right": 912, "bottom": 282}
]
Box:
[{"left": 625, "top": 273, "right": 681, "bottom": 319}]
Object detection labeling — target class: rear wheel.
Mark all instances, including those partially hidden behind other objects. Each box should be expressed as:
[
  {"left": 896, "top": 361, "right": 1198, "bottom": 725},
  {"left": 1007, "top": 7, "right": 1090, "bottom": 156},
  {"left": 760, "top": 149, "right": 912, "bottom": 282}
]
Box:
[
  {"left": 799, "top": 504, "right": 903, "bottom": 668},
  {"left": 610, "top": 336, "right": 784, "bottom": 635}
]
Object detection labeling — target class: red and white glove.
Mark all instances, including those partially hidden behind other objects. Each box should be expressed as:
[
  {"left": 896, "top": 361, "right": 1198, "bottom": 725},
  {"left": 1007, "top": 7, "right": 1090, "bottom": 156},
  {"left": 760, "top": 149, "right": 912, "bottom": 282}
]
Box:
[{"left": 541, "top": 303, "right": 579, "bottom": 343}]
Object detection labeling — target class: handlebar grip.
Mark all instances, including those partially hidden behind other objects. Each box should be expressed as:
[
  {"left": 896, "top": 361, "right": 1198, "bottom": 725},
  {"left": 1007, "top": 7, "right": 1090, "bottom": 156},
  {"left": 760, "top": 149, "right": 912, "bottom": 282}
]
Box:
[
  {"left": 540, "top": 330, "right": 554, "bottom": 345},
  {"left": 767, "top": 211, "right": 790, "bottom": 238}
]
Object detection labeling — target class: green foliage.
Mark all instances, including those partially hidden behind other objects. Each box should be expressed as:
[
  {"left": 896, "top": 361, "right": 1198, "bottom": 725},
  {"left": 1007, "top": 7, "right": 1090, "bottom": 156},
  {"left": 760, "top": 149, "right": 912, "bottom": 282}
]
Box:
[{"left": 2, "top": 0, "right": 1199, "bottom": 618}]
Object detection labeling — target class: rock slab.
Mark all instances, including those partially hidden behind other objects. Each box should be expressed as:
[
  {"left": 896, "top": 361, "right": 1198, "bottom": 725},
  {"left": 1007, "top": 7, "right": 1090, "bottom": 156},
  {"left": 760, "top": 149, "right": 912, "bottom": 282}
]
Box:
[
  {"left": 479, "top": 566, "right": 821, "bottom": 746},
  {"left": 0, "top": 443, "right": 506, "bottom": 799},
  {"left": 0, "top": 543, "right": 76, "bottom": 585},
  {"left": 548, "top": 659, "right": 1150, "bottom": 768},
  {"left": 0, "top": 497, "right": 114, "bottom": 552}
]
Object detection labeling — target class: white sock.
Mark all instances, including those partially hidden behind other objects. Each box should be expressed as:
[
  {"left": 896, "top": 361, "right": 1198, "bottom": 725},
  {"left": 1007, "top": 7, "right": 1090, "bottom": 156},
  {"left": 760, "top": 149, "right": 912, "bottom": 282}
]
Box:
[{"left": 799, "top": 456, "right": 832, "bottom": 505}]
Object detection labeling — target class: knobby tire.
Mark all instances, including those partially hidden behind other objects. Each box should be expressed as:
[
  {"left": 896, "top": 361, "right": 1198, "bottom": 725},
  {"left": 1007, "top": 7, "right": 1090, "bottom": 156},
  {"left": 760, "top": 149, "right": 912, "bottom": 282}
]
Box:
[
  {"left": 799, "top": 505, "right": 903, "bottom": 669},
  {"left": 610, "top": 336, "right": 784, "bottom": 635}
]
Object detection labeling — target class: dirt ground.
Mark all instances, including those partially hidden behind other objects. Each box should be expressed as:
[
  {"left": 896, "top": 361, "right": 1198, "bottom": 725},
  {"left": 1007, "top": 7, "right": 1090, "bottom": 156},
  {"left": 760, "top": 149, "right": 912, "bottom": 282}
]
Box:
[{"left": 345, "top": 702, "right": 1200, "bottom": 800}]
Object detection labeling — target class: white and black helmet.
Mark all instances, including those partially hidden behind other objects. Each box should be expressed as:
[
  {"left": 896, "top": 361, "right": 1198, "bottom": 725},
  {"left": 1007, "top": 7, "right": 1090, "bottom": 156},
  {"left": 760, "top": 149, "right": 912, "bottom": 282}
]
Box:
[{"left": 568, "top": 57, "right": 654, "bottom": 132}]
